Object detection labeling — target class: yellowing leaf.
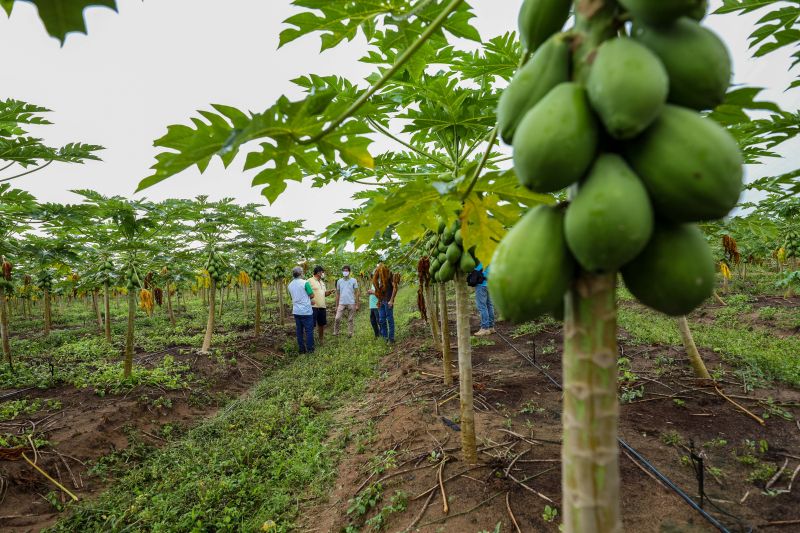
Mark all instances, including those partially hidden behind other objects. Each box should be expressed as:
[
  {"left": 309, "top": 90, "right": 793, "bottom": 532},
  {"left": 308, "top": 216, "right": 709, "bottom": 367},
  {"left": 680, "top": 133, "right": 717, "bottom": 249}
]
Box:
[{"left": 460, "top": 195, "right": 507, "bottom": 267}]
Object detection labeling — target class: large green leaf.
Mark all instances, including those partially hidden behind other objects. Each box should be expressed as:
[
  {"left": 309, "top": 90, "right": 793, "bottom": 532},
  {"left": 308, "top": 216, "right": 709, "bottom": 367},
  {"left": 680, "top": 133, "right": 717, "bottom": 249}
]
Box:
[{"left": 7, "top": 0, "right": 117, "bottom": 43}]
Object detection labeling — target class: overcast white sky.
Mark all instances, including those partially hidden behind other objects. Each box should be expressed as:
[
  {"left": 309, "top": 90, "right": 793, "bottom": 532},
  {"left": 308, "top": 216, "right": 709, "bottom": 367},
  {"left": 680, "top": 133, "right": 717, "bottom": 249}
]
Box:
[{"left": 1, "top": 1, "right": 797, "bottom": 232}]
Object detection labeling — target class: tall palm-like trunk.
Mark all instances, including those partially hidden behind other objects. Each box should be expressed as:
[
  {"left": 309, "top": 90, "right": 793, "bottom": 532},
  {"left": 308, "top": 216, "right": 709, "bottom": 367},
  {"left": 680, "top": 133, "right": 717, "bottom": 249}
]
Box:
[
  {"left": 92, "top": 288, "right": 102, "bottom": 330},
  {"left": 453, "top": 273, "right": 476, "bottom": 463},
  {"left": 425, "top": 283, "right": 441, "bottom": 353},
  {"left": 254, "top": 280, "right": 263, "bottom": 338},
  {"left": 0, "top": 286, "right": 12, "bottom": 369},
  {"left": 104, "top": 280, "right": 112, "bottom": 342},
  {"left": 124, "top": 289, "right": 136, "bottom": 378},
  {"left": 563, "top": 273, "right": 621, "bottom": 533},
  {"left": 276, "top": 281, "right": 285, "bottom": 326},
  {"left": 677, "top": 316, "right": 711, "bottom": 380},
  {"left": 166, "top": 285, "right": 176, "bottom": 327},
  {"left": 43, "top": 288, "right": 52, "bottom": 336},
  {"left": 437, "top": 282, "right": 453, "bottom": 386},
  {"left": 201, "top": 278, "right": 217, "bottom": 353}
]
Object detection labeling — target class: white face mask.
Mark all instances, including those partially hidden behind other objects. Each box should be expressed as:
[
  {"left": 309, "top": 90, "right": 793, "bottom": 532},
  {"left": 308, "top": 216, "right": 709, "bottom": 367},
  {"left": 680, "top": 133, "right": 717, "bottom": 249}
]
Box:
[
  {"left": 342, "top": 271, "right": 350, "bottom": 277},
  {"left": 320, "top": 273, "right": 326, "bottom": 279}
]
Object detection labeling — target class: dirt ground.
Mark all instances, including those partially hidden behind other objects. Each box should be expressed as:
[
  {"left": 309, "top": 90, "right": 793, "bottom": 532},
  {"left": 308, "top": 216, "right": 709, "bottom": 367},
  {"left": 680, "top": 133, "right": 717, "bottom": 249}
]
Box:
[
  {"left": 0, "top": 327, "right": 291, "bottom": 533},
  {"left": 303, "top": 297, "right": 800, "bottom": 533}
]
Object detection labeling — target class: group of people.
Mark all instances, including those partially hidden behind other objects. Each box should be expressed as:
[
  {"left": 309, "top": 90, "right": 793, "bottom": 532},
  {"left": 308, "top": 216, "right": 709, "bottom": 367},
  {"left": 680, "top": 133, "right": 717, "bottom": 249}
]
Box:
[{"left": 286, "top": 263, "right": 398, "bottom": 354}]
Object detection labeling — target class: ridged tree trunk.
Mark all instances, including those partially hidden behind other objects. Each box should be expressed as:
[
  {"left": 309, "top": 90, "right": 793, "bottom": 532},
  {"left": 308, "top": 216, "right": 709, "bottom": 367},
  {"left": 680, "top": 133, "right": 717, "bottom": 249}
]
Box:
[
  {"left": 437, "top": 282, "right": 453, "bottom": 386},
  {"left": 124, "top": 289, "right": 136, "bottom": 378},
  {"left": 254, "top": 280, "right": 263, "bottom": 338},
  {"left": 103, "top": 281, "right": 112, "bottom": 342},
  {"left": 166, "top": 285, "right": 176, "bottom": 327},
  {"left": 0, "top": 286, "right": 12, "bottom": 369},
  {"left": 453, "top": 273, "right": 477, "bottom": 463},
  {"left": 563, "top": 272, "right": 621, "bottom": 533},
  {"left": 276, "top": 281, "right": 285, "bottom": 326},
  {"left": 92, "top": 288, "right": 102, "bottom": 329},
  {"left": 201, "top": 278, "right": 217, "bottom": 354},
  {"left": 425, "top": 283, "right": 441, "bottom": 353},
  {"left": 677, "top": 316, "right": 711, "bottom": 380},
  {"left": 43, "top": 288, "right": 52, "bottom": 336},
  {"left": 218, "top": 285, "right": 224, "bottom": 319}
]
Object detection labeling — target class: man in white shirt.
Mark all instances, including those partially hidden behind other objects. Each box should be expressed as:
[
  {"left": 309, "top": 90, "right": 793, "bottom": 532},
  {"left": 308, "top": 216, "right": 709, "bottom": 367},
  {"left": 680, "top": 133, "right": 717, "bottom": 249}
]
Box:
[
  {"left": 287, "top": 266, "right": 315, "bottom": 353},
  {"left": 334, "top": 265, "right": 360, "bottom": 337}
]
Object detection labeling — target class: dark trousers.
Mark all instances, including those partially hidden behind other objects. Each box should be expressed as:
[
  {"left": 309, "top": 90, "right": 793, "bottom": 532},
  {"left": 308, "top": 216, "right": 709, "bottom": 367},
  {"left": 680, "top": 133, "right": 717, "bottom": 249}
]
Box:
[
  {"left": 294, "top": 314, "right": 314, "bottom": 353},
  {"left": 378, "top": 302, "right": 395, "bottom": 342},
  {"left": 369, "top": 308, "right": 380, "bottom": 337}
]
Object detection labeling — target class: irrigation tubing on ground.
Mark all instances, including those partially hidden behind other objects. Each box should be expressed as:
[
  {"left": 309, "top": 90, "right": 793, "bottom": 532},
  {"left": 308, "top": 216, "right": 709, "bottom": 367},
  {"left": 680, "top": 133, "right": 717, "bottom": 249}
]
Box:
[{"left": 494, "top": 331, "right": 755, "bottom": 533}]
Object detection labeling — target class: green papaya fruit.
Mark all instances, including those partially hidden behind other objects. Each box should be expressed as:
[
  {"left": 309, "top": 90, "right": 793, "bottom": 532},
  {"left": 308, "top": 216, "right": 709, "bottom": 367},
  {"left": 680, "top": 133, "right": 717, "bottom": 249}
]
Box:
[
  {"left": 623, "top": 105, "right": 743, "bottom": 222},
  {"left": 446, "top": 242, "right": 462, "bottom": 264},
  {"left": 438, "top": 252, "right": 447, "bottom": 264},
  {"left": 619, "top": 0, "right": 705, "bottom": 25},
  {"left": 688, "top": 0, "right": 708, "bottom": 20},
  {"left": 517, "top": 0, "right": 572, "bottom": 52},
  {"left": 587, "top": 38, "right": 668, "bottom": 139},
  {"left": 497, "top": 34, "right": 570, "bottom": 144},
  {"left": 442, "top": 227, "right": 454, "bottom": 245},
  {"left": 437, "top": 219, "right": 447, "bottom": 233},
  {"left": 635, "top": 18, "right": 731, "bottom": 110},
  {"left": 454, "top": 228, "right": 463, "bottom": 246},
  {"left": 565, "top": 154, "right": 654, "bottom": 272},
  {"left": 621, "top": 223, "right": 714, "bottom": 316},
  {"left": 430, "top": 258, "right": 441, "bottom": 275},
  {"left": 459, "top": 252, "right": 477, "bottom": 274},
  {"left": 490, "top": 205, "right": 575, "bottom": 322},
  {"left": 438, "top": 241, "right": 447, "bottom": 253},
  {"left": 513, "top": 83, "right": 599, "bottom": 193},
  {"left": 439, "top": 261, "right": 456, "bottom": 283}
]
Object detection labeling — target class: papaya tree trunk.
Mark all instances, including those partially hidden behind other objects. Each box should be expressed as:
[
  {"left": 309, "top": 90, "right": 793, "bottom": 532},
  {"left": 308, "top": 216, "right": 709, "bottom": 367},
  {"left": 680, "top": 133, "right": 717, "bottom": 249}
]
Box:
[
  {"left": 425, "top": 282, "right": 441, "bottom": 353},
  {"left": 166, "top": 285, "right": 176, "bottom": 327},
  {"left": 677, "top": 316, "right": 711, "bottom": 380},
  {"left": 276, "top": 281, "right": 285, "bottom": 326},
  {"left": 254, "top": 280, "right": 262, "bottom": 338},
  {"left": 201, "top": 278, "right": 217, "bottom": 354},
  {"left": 218, "top": 285, "right": 224, "bottom": 319},
  {"left": 103, "top": 281, "right": 112, "bottom": 342},
  {"left": 124, "top": 289, "right": 136, "bottom": 378},
  {"left": 453, "top": 273, "right": 477, "bottom": 463},
  {"left": 243, "top": 283, "right": 248, "bottom": 314},
  {"left": 437, "top": 282, "right": 453, "bottom": 387},
  {"left": 563, "top": 272, "right": 621, "bottom": 533},
  {"left": 92, "top": 288, "right": 102, "bottom": 330},
  {"left": 43, "top": 288, "right": 51, "bottom": 336},
  {"left": 0, "top": 286, "right": 12, "bottom": 369}
]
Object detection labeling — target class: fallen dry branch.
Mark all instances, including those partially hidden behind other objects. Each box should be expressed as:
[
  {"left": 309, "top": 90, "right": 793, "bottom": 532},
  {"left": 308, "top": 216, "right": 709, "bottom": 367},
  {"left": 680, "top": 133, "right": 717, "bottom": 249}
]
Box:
[
  {"left": 437, "top": 459, "right": 449, "bottom": 515},
  {"left": 506, "top": 492, "right": 522, "bottom": 533}
]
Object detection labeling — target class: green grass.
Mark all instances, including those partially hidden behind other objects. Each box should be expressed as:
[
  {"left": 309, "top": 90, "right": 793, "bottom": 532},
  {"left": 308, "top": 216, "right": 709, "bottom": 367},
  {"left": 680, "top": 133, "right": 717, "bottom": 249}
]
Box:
[
  {"left": 47, "top": 291, "right": 416, "bottom": 533},
  {"left": 617, "top": 301, "right": 800, "bottom": 387}
]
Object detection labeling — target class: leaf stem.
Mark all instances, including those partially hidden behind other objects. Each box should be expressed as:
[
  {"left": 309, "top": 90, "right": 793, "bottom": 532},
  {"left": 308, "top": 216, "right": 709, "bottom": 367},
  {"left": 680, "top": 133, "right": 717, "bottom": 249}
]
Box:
[
  {"left": 460, "top": 126, "right": 498, "bottom": 200},
  {"left": 0, "top": 160, "right": 52, "bottom": 183},
  {"left": 367, "top": 118, "right": 454, "bottom": 170}
]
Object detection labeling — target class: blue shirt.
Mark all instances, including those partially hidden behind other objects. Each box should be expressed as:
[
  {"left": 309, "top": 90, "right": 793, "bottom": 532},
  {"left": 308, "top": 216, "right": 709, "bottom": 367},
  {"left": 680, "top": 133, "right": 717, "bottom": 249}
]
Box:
[
  {"left": 475, "top": 263, "right": 489, "bottom": 287},
  {"left": 288, "top": 278, "right": 313, "bottom": 315}
]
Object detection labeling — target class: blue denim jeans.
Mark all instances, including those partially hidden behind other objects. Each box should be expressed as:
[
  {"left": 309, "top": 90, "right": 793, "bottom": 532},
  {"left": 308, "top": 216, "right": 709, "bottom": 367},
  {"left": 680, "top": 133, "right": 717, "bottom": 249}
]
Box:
[
  {"left": 294, "top": 314, "right": 315, "bottom": 353},
  {"left": 475, "top": 285, "right": 495, "bottom": 329},
  {"left": 378, "top": 301, "right": 395, "bottom": 342}
]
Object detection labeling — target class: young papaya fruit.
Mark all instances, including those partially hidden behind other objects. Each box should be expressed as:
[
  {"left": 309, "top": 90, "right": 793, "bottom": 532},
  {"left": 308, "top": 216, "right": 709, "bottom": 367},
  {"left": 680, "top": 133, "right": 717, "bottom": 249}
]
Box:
[
  {"left": 454, "top": 228, "right": 463, "bottom": 246},
  {"left": 634, "top": 18, "right": 731, "bottom": 111},
  {"left": 497, "top": 34, "right": 570, "bottom": 144},
  {"left": 490, "top": 205, "right": 575, "bottom": 322},
  {"left": 438, "top": 252, "right": 447, "bottom": 264},
  {"left": 442, "top": 227, "right": 454, "bottom": 245},
  {"left": 446, "top": 242, "right": 462, "bottom": 264},
  {"left": 587, "top": 38, "right": 668, "bottom": 139},
  {"left": 459, "top": 252, "right": 477, "bottom": 274},
  {"left": 621, "top": 223, "right": 714, "bottom": 316},
  {"left": 565, "top": 154, "right": 654, "bottom": 272},
  {"left": 517, "top": 0, "right": 572, "bottom": 52},
  {"left": 623, "top": 105, "right": 743, "bottom": 222},
  {"left": 619, "top": 0, "right": 706, "bottom": 25},
  {"left": 513, "top": 83, "right": 598, "bottom": 193},
  {"left": 438, "top": 261, "right": 456, "bottom": 283}
]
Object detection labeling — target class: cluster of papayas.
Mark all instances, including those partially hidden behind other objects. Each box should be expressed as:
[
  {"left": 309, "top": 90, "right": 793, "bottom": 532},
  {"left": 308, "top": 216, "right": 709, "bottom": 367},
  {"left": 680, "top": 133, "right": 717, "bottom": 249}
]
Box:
[
  {"left": 250, "top": 254, "right": 268, "bottom": 281},
  {"left": 205, "top": 250, "right": 225, "bottom": 283},
  {"left": 125, "top": 264, "right": 142, "bottom": 292},
  {"left": 37, "top": 271, "right": 53, "bottom": 291},
  {"left": 492, "top": 0, "right": 741, "bottom": 320},
  {"left": 0, "top": 259, "right": 12, "bottom": 291},
  {"left": 426, "top": 219, "right": 477, "bottom": 283},
  {"left": 100, "top": 258, "right": 114, "bottom": 280},
  {"left": 784, "top": 230, "right": 799, "bottom": 258}
]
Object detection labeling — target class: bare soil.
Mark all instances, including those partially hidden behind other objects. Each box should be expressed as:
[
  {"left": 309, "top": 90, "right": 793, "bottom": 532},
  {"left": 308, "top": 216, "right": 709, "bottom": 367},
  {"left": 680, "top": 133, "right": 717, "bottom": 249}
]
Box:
[
  {"left": 0, "top": 326, "right": 291, "bottom": 533},
  {"left": 302, "top": 297, "right": 800, "bottom": 533}
]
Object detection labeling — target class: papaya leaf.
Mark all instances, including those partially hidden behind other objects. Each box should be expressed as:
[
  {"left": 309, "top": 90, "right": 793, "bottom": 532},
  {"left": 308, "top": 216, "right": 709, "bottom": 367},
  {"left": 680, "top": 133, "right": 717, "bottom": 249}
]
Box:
[
  {"left": 9, "top": 0, "right": 117, "bottom": 44},
  {"left": 460, "top": 195, "right": 507, "bottom": 266}
]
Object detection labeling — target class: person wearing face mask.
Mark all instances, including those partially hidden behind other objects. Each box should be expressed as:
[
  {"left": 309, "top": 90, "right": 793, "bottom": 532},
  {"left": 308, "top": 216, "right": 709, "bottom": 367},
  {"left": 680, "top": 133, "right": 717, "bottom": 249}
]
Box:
[
  {"left": 308, "top": 265, "right": 334, "bottom": 345},
  {"left": 334, "top": 265, "right": 360, "bottom": 338}
]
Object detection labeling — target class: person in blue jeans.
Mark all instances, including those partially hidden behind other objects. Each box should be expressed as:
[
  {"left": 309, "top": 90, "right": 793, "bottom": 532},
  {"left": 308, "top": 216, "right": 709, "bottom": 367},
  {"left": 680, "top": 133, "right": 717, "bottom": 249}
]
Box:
[
  {"left": 473, "top": 262, "right": 495, "bottom": 336},
  {"left": 373, "top": 263, "right": 398, "bottom": 343},
  {"left": 287, "top": 266, "right": 315, "bottom": 353}
]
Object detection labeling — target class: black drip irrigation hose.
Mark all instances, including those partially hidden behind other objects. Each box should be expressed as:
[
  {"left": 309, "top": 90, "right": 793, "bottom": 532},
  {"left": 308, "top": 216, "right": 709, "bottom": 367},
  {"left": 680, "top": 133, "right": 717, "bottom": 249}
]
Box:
[{"left": 494, "top": 331, "right": 755, "bottom": 533}]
